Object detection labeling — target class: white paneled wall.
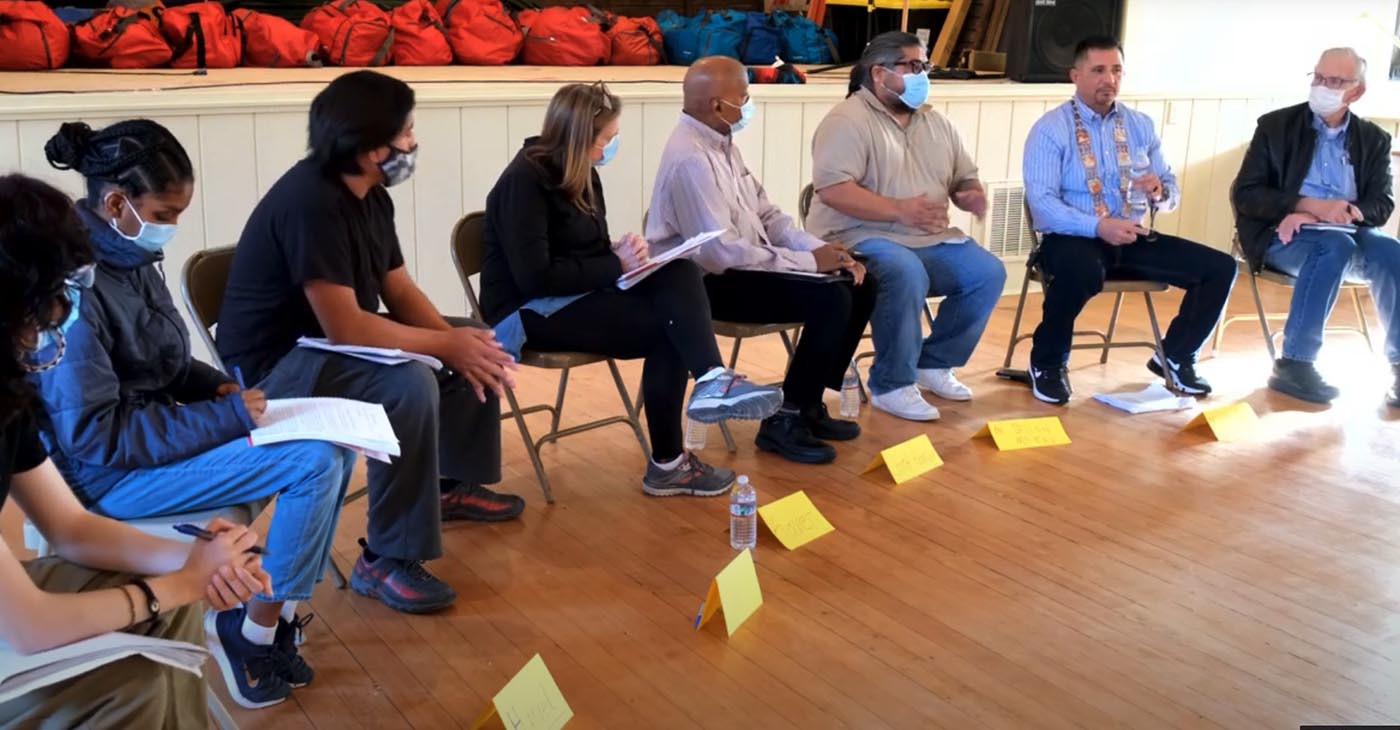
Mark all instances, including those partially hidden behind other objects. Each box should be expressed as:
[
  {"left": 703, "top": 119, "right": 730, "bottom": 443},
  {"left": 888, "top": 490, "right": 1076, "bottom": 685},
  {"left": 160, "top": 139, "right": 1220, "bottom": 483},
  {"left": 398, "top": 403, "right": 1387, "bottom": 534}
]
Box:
[{"left": 3, "top": 82, "right": 1398, "bottom": 363}]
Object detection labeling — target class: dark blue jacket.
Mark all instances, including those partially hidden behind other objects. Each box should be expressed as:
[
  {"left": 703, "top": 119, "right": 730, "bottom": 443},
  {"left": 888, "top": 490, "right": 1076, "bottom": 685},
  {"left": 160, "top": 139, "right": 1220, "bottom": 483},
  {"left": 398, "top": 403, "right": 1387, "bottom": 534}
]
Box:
[{"left": 31, "top": 204, "right": 255, "bottom": 504}]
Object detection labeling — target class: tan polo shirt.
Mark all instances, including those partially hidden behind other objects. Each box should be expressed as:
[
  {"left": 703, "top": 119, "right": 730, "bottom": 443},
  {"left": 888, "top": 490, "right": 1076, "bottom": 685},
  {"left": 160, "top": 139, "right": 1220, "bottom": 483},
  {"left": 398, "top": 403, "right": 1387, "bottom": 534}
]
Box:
[{"left": 807, "top": 87, "right": 979, "bottom": 248}]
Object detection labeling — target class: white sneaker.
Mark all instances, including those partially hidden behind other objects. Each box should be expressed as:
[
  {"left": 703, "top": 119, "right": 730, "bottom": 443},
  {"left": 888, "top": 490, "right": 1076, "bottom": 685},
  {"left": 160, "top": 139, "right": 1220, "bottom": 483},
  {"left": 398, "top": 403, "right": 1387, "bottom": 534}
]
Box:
[
  {"left": 916, "top": 368, "right": 973, "bottom": 401},
  {"left": 869, "top": 385, "right": 941, "bottom": 421}
]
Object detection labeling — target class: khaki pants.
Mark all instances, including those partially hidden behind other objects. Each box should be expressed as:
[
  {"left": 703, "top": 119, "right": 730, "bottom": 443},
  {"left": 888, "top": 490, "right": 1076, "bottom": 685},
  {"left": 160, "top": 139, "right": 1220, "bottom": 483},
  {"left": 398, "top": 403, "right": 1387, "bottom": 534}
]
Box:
[{"left": 0, "top": 558, "right": 208, "bottom": 730}]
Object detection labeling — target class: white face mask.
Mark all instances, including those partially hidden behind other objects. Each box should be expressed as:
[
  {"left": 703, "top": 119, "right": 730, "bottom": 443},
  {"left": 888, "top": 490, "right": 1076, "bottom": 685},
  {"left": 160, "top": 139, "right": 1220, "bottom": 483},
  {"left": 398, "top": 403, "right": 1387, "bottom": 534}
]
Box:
[{"left": 1308, "top": 85, "right": 1347, "bottom": 117}]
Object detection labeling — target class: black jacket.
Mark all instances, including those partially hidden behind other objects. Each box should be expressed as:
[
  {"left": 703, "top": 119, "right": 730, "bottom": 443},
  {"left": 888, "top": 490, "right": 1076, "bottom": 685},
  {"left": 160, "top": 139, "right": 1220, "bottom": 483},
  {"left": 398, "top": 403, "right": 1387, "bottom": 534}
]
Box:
[
  {"left": 1231, "top": 102, "right": 1394, "bottom": 272},
  {"left": 480, "top": 138, "right": 623, "bottom": 325}
]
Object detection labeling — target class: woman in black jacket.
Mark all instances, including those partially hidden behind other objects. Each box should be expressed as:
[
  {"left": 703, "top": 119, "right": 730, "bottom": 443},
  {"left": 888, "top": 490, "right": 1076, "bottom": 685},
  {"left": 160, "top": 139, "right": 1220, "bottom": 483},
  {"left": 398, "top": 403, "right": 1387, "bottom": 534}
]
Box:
[{"left": 481, "top": 82, "right": 781, "bottom": 497}]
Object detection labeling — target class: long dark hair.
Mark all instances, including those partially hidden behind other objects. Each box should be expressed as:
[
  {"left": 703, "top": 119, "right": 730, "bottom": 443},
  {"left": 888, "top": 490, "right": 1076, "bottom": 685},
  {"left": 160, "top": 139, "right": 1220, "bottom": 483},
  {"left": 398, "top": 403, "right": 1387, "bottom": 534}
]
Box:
[
  {"left": 848, "top": 31, "right": 922, "bottom": 97},
  {"left": 0, "top": 174, "right": 94, "bottom": 426},
  {"left": 44, "top": 119, "right": 193, "bottom": 207},
  {"left": 308, "top": 70, "right": 416, "bottom": 177}
]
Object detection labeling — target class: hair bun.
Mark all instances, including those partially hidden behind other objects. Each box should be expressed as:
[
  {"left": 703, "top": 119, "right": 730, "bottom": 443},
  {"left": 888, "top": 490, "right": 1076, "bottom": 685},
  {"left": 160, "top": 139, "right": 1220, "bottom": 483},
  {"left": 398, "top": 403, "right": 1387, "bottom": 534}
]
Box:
[{"left": 44, "top": 122, "right": 95, "bottom": 172}]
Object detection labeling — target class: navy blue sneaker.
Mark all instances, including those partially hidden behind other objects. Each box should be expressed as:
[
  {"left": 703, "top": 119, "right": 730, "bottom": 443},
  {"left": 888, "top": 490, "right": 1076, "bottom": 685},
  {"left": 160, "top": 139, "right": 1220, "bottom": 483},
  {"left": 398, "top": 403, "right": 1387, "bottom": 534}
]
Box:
[
  {"left": 273, "top": 613, "right": 315, "bottom": 687},
  {"left": 205, "top": 608, "right": 292, "bottom": 709}
]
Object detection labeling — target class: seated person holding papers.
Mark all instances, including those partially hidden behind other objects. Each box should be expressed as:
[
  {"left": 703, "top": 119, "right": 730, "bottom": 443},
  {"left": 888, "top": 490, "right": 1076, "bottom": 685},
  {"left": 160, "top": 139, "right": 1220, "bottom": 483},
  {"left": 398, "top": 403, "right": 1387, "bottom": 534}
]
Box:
[
  {"left": 33, "top": 120, "right": 354, "bottom": 709},
  {"left": 217, "top": 72, "right": 521, "bottom": 616},
  {"left": 1022, "top": 36, "right": 1236, "bottom": 404},
  {"left": 808, "top": 32, "right": 1007, "bottom": 422},
  {"left": 1232, "top": 47, "right": 1400, "bottom": 407},
  {"left": 0, "top": 173, "right": 270, "bottom": 729},
  {"left": 480, "top": 81, "right": 782, "bottom": 496},
  {"left": 647, "top": 56, "right": 876, "bottom": 464}
]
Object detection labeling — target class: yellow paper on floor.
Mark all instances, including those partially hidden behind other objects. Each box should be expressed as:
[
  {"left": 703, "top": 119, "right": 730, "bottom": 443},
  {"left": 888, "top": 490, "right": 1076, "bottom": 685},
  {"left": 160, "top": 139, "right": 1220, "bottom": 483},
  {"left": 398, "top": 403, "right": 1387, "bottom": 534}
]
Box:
[
  {"left": 973, "top": 416, "right": 1071, "bottom": 451},
  {"left": 694, "top": 548, "right": 763, "bottom": 636},
  {"left": 1183, "top": 401, "right": 1257, "bottom": 441},
  {"left": 861, "top": 433, "right": 943, "bottom": 484},
  {"left": 758, "top": 491, "right": 834, "bottom": 550},
  {"left": 469, "top": 654, "right": 572, "bottom": 730}
]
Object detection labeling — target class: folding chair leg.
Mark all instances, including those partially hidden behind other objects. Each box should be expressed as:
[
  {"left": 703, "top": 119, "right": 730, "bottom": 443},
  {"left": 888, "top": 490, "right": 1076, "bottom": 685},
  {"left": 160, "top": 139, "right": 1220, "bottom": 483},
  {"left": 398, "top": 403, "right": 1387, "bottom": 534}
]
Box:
[
  {"left": 1351, "top": 288, "right": 1375, "bottom": 352},
  {"left": 328, "top": 555, "right": 348, "bottom": 589},
  {"left": 607, "top": 359, "right": 651, "bottom": 460},
  {"left": 506, "top": 388, "right": 554, "bottom": 503},
  {"left": 1002, "top": 274, "right": 1032, "bottom": 368},
  {"left": 1248, "top": 270, "right": 1276, "bottom": 360},
  {"left": 718, "top": 420, "right": 738, "bottom": 452},
  {"left": 727, "top": 337, "right": 744, "bottom": 370},
  {"left": 1101, "top": 291, "right": 1125, "bottom": 364},
  {"left": 208, "top": 688, "right": 240, "bottom": 730},
  {"left": 548, "top": 368, "right": 570, "bottom": 437},
  {"left": 1144, "top": 292, "right": 1169, "bottom": 381}
]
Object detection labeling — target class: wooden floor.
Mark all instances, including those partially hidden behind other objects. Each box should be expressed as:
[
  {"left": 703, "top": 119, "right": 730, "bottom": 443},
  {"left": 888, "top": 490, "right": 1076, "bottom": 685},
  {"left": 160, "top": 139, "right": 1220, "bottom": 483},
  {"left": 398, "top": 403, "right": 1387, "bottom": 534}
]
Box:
[{"left": 6, "top": 281, "right": 1400, "bottom": 729}]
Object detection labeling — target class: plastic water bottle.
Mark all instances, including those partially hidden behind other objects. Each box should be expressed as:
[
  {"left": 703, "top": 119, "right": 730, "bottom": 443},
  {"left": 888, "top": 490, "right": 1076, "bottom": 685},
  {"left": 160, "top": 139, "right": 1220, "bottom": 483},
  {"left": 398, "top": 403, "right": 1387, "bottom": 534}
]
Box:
[
  {"left": 729, "top": 476, "right": 757, "bottom": 550},
  {"left": 1126, "top": 149, "right": 1152, "bottom": 219},
  {"left": 839, "top": 362, "right": 861, "bottom": 418},
  {"left": 684, "top": 417, "right": 708, "bottom": 451}
]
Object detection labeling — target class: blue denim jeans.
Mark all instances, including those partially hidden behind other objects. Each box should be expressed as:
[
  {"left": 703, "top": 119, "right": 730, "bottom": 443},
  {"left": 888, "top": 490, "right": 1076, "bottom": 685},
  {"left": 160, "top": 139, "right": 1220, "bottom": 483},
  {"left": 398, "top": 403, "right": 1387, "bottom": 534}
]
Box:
[
  {"left": 91, "top": 439, "right": 356, "bottom": 602},
  {"left": 1263, "top": 226, "right": 1400, "bottom": 364},
  {"left": 853, "top": 238, "right": 1007, "bottom": 394}
]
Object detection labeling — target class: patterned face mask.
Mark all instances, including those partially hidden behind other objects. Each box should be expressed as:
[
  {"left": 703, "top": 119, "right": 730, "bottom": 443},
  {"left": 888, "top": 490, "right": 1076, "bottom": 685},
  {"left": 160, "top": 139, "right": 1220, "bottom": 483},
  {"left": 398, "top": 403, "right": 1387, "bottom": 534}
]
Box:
[{"left": 379, "top": 145, "right": 418, "bottom": 187}]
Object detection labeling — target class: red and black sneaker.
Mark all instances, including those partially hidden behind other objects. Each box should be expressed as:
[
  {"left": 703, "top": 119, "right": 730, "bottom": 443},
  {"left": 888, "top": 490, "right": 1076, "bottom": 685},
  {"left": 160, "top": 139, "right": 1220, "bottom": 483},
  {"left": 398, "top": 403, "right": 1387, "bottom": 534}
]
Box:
[
  {"left": 440, "top": 481, "right": 525, "bottom": 522},
  {"left": 349, "top": 538, "right": 457, "bottom": 614}
]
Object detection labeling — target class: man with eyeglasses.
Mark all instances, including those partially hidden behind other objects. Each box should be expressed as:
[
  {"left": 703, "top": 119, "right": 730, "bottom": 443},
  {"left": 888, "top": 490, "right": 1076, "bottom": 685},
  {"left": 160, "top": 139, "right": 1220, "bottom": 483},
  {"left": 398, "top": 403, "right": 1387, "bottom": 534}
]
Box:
[
  {"left": 1233, "top": 47, "right": 1399, "bottom": 408},
  {"left": 807, "top": 31, "right": 1007, "bottom": 422}
]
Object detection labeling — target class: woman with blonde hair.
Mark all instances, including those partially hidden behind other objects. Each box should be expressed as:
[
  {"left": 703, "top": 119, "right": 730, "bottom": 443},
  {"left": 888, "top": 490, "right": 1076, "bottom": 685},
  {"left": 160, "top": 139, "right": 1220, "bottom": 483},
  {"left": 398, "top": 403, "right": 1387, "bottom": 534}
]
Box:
[{"left": 481, "top": 82, "right": 781, "bottom": 496}]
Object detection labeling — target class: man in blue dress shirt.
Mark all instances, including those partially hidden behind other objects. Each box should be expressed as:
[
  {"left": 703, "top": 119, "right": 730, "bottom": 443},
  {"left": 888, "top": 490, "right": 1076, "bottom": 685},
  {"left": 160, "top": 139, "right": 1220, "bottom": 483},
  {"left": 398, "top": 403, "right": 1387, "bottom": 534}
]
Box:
[
  {"left": 1232, "top": 47, "right": 1399, "bottom": 408},
  {"left": 1022, "top": 36, "right": 1236, "bottom": 405}
]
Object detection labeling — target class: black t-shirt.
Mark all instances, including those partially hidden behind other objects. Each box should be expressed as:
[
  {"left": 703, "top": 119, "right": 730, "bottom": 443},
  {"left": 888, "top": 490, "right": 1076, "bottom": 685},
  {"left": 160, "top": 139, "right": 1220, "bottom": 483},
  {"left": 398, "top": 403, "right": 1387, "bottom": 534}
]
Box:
[
  {"left": 217, "top": 158, "right": 405, "bottom": 381},
  {"left": 1, "top": 409, "right": 49, "bottom": 511}
]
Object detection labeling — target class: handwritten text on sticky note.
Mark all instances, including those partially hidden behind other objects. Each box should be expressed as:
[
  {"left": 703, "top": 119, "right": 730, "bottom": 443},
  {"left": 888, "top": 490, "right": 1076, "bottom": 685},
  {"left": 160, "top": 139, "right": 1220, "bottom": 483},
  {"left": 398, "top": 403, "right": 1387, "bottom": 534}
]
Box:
[
  {"left": 973, "top": 416, "right": 1071, "bottom": 451},
  {"left": 861, "top": 433, "right": 943, "bottom": 484},
  {"left": 1184, "top": 401, "right": 1257, "bottom": 441},
  {"left": 758, "top": 491, "right": 834, "bottom": 550},
  {"left": 470, "top": 654, "right": 572, "bottom": 730}
]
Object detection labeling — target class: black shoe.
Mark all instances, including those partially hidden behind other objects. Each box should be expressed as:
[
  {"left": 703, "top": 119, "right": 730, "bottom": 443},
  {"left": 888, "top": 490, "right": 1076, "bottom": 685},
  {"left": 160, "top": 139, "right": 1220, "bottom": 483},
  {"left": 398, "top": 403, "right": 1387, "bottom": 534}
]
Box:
[
  {"left": 1147, "top": 353, "right": 1212, "bottom": 396},
  {"left": 440, "top": 481, "right": 525, "bottom": 522},
  {"left": 801, "top": 403, "right": 860, "bottom": 441},
  {"left": 1029, "top": 365, "right": 1071, "bottom": 405},
  {"left": 273, "top": 613, "right": 315, "bottom": 687},
  {"left": 1387, "top": 363, "right": 1399, "bottom": 408},
  {"left": 755, "top": 410, "right": 837, "bottom": 464},
  {"left": 1268, "top": 358, "right": 1340, "bottom": 404}
]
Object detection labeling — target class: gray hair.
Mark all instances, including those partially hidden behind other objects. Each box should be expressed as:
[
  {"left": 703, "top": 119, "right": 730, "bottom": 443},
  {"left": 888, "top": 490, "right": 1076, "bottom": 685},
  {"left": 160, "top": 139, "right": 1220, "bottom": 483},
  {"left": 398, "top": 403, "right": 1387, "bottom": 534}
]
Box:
[
  {"left": 848, "top": 31, "right": 922, "bottom": 97},
  {"left": 1318, "top": 47, "right": 1368, "bottom": 84}
]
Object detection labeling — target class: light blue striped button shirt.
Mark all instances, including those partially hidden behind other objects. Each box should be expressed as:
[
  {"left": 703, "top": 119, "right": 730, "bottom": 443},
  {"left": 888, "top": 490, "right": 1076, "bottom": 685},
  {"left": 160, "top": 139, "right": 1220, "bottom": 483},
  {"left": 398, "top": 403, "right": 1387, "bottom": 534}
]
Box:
[{"left": 1022, "top": 96, "right": 1180, "bottom": 239}]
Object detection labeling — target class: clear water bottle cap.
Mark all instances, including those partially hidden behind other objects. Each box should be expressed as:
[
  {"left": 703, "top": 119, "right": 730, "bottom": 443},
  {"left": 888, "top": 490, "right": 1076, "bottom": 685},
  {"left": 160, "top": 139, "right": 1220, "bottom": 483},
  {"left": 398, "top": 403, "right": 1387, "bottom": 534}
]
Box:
[{"left": 737, "top": 475, "right": 749, "bottom": 485}]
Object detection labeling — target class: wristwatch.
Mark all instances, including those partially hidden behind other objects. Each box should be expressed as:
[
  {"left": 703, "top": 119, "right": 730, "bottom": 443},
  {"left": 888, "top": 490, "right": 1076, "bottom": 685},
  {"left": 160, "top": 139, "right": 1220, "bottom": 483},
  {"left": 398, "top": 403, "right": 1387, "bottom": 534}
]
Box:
[{"left": 132, "top": 578, "right": 159, "bottom": 618}]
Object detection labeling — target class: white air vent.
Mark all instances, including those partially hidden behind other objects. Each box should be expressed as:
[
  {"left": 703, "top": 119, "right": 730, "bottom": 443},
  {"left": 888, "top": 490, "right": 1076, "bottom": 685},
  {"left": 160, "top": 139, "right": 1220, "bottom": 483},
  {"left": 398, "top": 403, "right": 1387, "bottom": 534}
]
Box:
[{"left": 980, "top": 182, "right": 1034, "bottom": 262}]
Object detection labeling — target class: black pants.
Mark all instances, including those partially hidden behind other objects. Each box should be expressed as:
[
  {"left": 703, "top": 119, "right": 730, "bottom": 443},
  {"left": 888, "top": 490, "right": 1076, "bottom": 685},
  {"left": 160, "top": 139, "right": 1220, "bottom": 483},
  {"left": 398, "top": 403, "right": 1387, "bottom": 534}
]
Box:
[
  {"left": 520, "top": 259, "right": 724, "bottom": 462},
  {"left": 704, "top": 270, "right": 876, "bottom": 408},
  {"left": 1030, "top": 233, "right": 1238, "bottom": 370}
]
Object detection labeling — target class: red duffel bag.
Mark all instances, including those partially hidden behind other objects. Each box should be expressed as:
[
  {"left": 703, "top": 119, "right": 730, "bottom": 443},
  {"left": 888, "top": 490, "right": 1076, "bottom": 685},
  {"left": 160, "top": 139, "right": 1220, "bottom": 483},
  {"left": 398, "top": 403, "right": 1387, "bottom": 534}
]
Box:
[
  {"left": 158, "top": 1, "right": 242, "bottom": 69},
  {"left": 233, "top": 9, "right": 320, "bottom": 67},
  {"left": 301, "top": 0, "right": 393, "bottom": 67},
  {"left": 434, "top": 0, "right": 520, "bottom": 66},
  {"left": 389, "top": 0, "right": 452, "bottom": 66},
  {"left": 71, "top": 6, "right": 173, "bottom": 69},
  {"left": 607, "top": 15, "right": 663, "bottom": 66},
  {"left": 0, "top": 0, "right": 71, "bottom": 70},
  {"left": 517, "top": 7, "right": 609, "bottom": 66}
]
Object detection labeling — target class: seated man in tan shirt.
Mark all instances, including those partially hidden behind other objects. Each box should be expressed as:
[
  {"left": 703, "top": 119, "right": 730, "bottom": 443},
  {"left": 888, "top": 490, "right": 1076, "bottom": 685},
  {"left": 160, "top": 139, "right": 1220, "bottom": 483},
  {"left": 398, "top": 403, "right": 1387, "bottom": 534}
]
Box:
[
  {"left": 647, "top": 56, "right": 876, "bottom": 465},
  {"left": 808, "top": 31, "right": 1006, "bottom": 422}
]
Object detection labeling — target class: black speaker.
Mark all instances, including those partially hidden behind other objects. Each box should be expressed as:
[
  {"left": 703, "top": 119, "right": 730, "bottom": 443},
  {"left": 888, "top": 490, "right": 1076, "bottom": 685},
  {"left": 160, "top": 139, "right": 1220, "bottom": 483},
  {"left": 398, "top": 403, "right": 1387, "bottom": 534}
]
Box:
[{"left": 1004, "top": 0, "right": 1124, "bottom": 83}]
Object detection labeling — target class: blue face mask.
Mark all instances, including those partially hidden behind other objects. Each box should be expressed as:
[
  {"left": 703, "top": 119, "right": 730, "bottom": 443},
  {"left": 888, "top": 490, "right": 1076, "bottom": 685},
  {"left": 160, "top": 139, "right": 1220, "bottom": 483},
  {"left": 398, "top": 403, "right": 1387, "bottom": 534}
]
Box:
[
  {"left": 25, "top": 285, "right": 82, "bottom": 373},
  {"left": 595, "top": 134, "right": 620, "bottom": 167},
  {"left": 109, "top": 195, "right": 178, "bottom": 252},
  {"left": 722, "top": 98, "right": 757, "bottom": 134},
  {"left": 894, "top": 71, "right": 930, "bottom": 110}
]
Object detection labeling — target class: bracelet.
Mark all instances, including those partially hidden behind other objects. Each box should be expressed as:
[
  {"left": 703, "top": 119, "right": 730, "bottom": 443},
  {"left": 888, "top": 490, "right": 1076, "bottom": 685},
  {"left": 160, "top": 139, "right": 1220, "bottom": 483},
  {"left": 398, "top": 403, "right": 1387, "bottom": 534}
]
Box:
[{"left": 120, "top": 584, "right": 136, "bottom": 628}]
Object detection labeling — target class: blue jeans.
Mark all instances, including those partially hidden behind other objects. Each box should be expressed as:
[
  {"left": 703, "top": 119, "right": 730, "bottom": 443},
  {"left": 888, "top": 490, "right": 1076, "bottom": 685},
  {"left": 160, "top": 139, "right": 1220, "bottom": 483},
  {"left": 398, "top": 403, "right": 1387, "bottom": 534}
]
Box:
[
  {"left": 91, "top": 439, "right": 356, "bottom": 603},
  {"left": 1263, "top": 226, "right": 1400, "bottom": 364},
  {"left": 853, "top": 238, "right": 1007, "bottom": 394}
]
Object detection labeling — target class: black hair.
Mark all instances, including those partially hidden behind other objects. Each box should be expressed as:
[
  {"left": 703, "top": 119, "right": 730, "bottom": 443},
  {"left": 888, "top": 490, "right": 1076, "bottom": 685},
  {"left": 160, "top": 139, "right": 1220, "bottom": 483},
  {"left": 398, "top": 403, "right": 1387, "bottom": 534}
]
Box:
[
  {"left": 848, "top": 31, "right": 923, "bottom": 97},
  {"left": 0, "top": 174, "right": 95, "bottom": 426},
  {"left": 308, "top": 70, "right": 416, "bottom": 177},
  {"left": 1073, "top": 36, "right": 1124, "bottom": 67},
  {"left": 44, "top": 119, "right": 194, "bottom": 208}
]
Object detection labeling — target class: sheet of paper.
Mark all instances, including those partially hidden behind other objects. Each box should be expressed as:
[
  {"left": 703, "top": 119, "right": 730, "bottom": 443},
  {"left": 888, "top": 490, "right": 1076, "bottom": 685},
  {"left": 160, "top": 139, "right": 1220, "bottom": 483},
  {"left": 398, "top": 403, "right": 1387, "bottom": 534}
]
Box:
[
  {"left": 694, "top": 548, "right": 763, "bottom": 636},
  {"left": 1183, "top": 401, "right": 1258, "bottom": 441},
  {"left": 469, "top": 654, "right": 573, "bottom": 730},
  {"left": 617, "top": 229, "right": 725, "bottom": 290},
  {"left": 758, "top": 491, "right": 834, "bottom": 550},
  {"left": 862, "top": 434, "right": 943, "bottom": 484},
  {"left": 973, "top": 416, "right": 1071, "bottom": 451},
  {"left": 296, "top": 337, "right": 443, "bottom": 370},
  {"left": 249, "top": 398, "right": 400, "bottom": 457},
  {"left": 0, "top": 633, "right": 208, "bottom": 704},
  {"left": 1092, "top": 384, "right": 1197, "bottom": 414}
]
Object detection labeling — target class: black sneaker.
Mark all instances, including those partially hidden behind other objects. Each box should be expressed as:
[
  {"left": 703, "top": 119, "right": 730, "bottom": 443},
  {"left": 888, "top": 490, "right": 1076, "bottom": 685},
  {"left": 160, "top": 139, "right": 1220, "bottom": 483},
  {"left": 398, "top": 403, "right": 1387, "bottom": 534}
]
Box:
[
  {"left": 440, "top": 481, "right": 525, "bottom": 522},
  {"left": 800, "top": 403, "right": 860, "bottom": 441},
  {"left": 273, "top": 613, "right": 316, "bottom": 687},
  {"left": 1387, "top": 363, "right": 1399, "bottom": 408},
  {"left": 1268, "top": 358, "right": 1339, "bottom": 404},
  {"left": 1147, "top": 353, "right": 1212, "bottom": 396},
  {"left": 756, "top": 410, "right": 837, "bottom": 464},
  {"left": 1030, "top": 365, "right": 1071, "bottom": 405},
  {"left": 205, "top": 608, "right": 292, "bottom": 709},
  {"left": 350, "top": 538, "right": 457, "bottom": 614}
]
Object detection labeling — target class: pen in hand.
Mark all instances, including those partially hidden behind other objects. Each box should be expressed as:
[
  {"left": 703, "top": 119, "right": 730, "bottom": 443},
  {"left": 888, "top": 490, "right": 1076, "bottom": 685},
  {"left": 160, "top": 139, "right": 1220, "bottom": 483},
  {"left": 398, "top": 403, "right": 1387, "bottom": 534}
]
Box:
[
  {"left": 173, "top": 523, "right": 268, "bottom": 555},
  {"left": 233, "top": 366, "right": 247, "bottom": 390}
]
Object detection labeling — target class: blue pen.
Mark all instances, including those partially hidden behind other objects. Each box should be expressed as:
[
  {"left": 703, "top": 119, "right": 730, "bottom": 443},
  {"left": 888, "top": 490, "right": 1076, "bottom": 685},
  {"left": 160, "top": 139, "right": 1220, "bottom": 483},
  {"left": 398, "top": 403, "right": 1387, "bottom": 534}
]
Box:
[
  {"left": 172, "top": 523, "right": 268, "bottom": 555},
  {"left": 233, "top": 366, "right": 246, "bottom": 390}
]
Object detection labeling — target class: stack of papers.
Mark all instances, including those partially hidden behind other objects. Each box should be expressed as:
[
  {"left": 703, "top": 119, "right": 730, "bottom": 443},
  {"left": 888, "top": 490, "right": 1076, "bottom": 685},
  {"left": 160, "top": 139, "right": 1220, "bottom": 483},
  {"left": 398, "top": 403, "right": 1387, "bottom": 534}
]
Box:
[
  {"left": 1092, "top": 384, "right": 1197, "bottom": 414},
  {"left": 617, "top": 229, "right": 725, "bottom": 290},
  {"left": 249, "top": 397, "right": 400, "bottom": 462},
  {"left": 297, "top": 337, "right": 443, "bottom": 370},
  {"left": 0, "top": 632, "right": 209, "bottom": 704}
]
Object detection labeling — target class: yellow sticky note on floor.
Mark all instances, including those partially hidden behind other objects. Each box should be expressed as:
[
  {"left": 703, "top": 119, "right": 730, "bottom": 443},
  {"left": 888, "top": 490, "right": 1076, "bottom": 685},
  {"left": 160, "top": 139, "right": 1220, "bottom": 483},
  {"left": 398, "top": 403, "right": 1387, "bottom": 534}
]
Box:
[
  {"left": 861, "top": 433, "right": 943, "bottom": 484},
  {"left": 758, "top": 491, "right": 834, "bottom": 550},
  {"left": 694, "top": 548, "right": 763, "bottom": 636},
  {"left": 469, "top": 654, "right": 572, "bottom": 730},
  {"left": 973, "top": 416, "right": 1071, "bottom": 451},
  {"left": 1183, "top": 401, "right": 1257, "bottom": 441}
]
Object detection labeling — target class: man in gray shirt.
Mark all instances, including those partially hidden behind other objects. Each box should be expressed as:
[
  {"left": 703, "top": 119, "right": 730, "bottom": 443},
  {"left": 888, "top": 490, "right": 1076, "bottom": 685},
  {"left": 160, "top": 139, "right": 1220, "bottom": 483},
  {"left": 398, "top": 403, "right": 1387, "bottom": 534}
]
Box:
[{"left": 647, "top": 56, "right": 876, "bottom": 464}]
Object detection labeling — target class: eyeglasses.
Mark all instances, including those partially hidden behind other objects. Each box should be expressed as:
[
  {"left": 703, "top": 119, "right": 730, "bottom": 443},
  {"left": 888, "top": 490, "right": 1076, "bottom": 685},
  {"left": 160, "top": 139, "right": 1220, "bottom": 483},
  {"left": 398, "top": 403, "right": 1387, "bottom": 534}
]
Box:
[
  {"left": 886, "top": 59, "right": 932, "bottom": 75},
  {"left": 591, "top": 80, "right": 613, "bottom": 117},
  {"left": 1309, "top": 72, "right": 1358, "bottom": 90}
]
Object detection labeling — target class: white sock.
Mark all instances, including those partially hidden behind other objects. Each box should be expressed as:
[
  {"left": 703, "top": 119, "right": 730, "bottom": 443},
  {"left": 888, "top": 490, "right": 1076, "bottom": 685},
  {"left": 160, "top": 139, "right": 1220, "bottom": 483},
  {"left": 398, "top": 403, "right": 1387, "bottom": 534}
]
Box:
[
  {"left": 697, "top": 366, "right": 726, "bottom": 383},
  {"left": 279, "top": 601, "right": 298, "bottom": 623},
  {"left": 652, "top": 453, "right": 685, "bottom": 471},
  {"left": 241, "top": 613, "right": 277, "bottom": 646}
]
